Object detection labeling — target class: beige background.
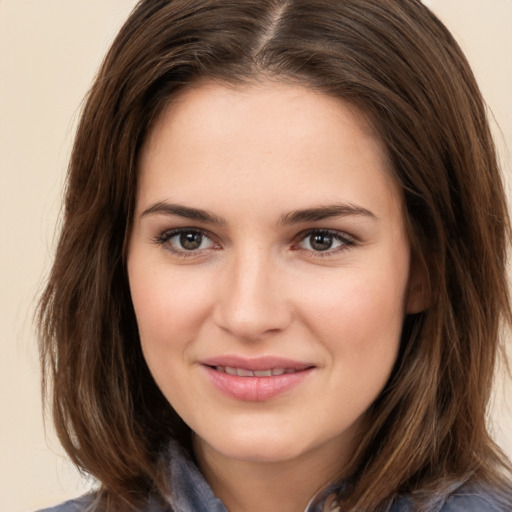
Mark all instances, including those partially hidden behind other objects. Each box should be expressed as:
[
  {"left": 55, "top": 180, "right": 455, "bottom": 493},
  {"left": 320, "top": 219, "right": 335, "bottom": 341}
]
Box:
[{"left": 1, "top": 1, "right": 511, "bottom": 511}]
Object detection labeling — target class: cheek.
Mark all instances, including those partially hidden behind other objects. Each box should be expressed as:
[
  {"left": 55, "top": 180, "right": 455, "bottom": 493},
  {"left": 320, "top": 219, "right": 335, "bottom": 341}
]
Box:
[
  {"left": 297, "top": 257, "right": 408, "bottom": 374},
  {"left": 301, "top": 270, "right": 407, "bottom": 423},
  {"left": 302, "top": 267, "right": 406, "bottom": 332},
  {"left": 128, "top": 261, "right": 214, "bottom": 359}
]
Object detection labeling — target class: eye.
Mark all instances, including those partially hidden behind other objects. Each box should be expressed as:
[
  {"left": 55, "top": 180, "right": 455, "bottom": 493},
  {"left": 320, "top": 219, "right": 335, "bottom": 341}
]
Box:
[
  {"left": 155, "top": 228, "right": 217, "bottom": 254},
  {"left": 295, "top": 229, "right": 354, "bottom": 254}
]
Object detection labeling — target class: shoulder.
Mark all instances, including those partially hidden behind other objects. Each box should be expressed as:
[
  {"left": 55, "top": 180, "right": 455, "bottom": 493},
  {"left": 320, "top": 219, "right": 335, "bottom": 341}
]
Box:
[
  {"left": 391, "top": 482, "right": 512, "bottom": 512},
  {"left": 439, "top": 484, "right": 512, "bottom": 512},
  {"left": 35, "top": 493, "right": 171, "bottom": 512},
  {"left": 36, "top": 494, "right": 96, "bottom": 512}
]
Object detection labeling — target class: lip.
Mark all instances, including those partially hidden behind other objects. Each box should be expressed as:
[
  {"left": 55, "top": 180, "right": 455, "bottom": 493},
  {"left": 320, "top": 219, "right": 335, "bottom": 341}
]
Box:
[
  {"left": 199, "top": 356, "right": 315, "bottom": 402},
  {"left": 201, "top": 355, "right": 313, "bottom": 371}
]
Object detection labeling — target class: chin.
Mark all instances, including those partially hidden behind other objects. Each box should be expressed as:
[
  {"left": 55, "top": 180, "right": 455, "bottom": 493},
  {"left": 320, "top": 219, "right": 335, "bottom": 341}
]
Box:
[{"left": 195, "top": 422, "right": 327, "bottom": 465}]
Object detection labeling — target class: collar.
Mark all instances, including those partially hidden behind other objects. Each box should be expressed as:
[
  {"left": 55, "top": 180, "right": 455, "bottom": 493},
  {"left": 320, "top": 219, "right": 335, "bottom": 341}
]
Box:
[{"left": 160, "top": 441, "right": 345, "bottom": 512}]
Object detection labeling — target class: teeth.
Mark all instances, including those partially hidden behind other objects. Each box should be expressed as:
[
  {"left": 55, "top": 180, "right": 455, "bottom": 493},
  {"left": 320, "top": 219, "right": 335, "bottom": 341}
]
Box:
[
  {"left": 215, "top": 366, "right": 295, "bottom": 377},
  {"left": 254, "top": 369, "right": 272, "bottom": 377},
  {"left": 237, "top": 368, "right": 254, "bottom": 377}
]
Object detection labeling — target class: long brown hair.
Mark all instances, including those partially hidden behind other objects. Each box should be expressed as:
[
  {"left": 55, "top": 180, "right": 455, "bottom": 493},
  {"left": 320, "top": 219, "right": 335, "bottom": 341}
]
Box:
[{"left": 38, "top": 1, "right": 512, "bottom": 510}]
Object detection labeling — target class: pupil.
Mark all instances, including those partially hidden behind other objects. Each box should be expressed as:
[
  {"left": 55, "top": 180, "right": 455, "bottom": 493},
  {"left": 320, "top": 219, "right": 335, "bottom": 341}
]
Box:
[
  {"left": 180, "top": 232, "right": 202, "bottom": 250},
  {"left": 310, "top": 233, "right": 333, "bottom": 251}
]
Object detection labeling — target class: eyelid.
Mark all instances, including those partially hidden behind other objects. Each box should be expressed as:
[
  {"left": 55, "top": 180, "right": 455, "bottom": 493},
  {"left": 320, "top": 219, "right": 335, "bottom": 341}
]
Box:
[
  {"left": 152, "top": 227, "right": 220, "bottom": 256},
  {"left": 291, "top": 228, "right": 356, "bottom": 256},
  {"left": 152, "top": 226, "right": 356, "bottom": 259}
]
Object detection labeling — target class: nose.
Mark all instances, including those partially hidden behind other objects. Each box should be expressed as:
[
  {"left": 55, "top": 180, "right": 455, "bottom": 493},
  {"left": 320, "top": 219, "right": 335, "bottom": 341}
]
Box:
[{"left": 213, "top": 250, "right": 293, "bottom": 342}]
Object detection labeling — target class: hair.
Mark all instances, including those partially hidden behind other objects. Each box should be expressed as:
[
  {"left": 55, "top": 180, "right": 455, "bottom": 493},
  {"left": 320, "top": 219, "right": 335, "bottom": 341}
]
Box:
[{"left": 38, "top": 0, "right": 512, "bottom": 511}]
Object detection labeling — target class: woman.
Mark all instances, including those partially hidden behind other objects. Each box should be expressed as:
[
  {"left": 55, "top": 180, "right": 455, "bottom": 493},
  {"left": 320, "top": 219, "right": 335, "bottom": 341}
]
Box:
[{"left": 38, "top": 0, "right": 512, "bottom": 511}]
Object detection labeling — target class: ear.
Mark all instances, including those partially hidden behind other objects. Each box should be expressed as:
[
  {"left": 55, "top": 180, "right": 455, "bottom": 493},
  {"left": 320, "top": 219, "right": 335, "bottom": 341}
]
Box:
[{"left": 406, "top": 256, "right": 429, "bottom": 314}]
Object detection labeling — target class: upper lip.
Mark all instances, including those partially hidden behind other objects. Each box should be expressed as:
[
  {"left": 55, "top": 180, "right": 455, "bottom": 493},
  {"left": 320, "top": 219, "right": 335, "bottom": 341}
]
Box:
[{"left": 200, "top": 355, "right": 314, "bottom": 371}]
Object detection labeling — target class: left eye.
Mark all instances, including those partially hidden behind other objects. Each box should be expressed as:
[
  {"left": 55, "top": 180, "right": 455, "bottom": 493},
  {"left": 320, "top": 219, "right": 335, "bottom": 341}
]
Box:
[
  {"left": 160, "top": 229, "right": 216, "bottom": 252},
  {"left": 297, "top": 230, "right": 351, "bottom": 252}
]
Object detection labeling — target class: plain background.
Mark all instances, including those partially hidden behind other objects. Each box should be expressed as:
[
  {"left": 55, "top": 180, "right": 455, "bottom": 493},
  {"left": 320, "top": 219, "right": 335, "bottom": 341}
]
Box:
[{"left": 1, "top": 1, "right": 511, "bottom": 511}]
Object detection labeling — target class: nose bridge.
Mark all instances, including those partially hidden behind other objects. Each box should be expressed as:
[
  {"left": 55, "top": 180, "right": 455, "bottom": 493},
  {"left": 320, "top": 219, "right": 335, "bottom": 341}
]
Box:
[{"left": 214, "top": 244, "right": 290, "bottom": 340}]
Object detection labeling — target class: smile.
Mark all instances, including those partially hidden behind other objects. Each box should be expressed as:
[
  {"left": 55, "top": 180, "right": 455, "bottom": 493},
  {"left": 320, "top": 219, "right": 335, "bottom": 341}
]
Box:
[
  {"left": 213, "top": 366, "right": 298, "bottom": 377},
  {"left": 201, "top": 358, "right": 314, "bottom": 401}
]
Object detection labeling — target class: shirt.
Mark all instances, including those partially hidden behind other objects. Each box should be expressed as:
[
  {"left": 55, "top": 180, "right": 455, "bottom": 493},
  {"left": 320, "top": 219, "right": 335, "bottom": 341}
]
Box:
[{"left": 37, "top": 442, "right": 510, "bottom": 512}]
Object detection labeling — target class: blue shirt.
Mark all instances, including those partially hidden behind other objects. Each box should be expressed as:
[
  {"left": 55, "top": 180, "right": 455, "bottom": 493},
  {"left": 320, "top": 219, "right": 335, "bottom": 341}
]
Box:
[{"left": 38, "top": 443, "right": 510, "bottom": 512}]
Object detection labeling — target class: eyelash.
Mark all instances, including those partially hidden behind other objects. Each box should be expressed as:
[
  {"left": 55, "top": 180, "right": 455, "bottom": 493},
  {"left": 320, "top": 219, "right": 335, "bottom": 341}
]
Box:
[
  {"left": 293, "top": 229, "right": 355, "bottom": 258},
  {"left": 152, "top": 228, "right": 219, "bottom": 258},
  {"left": 152, "top": 227, "right": 355, "bottom": 258}
]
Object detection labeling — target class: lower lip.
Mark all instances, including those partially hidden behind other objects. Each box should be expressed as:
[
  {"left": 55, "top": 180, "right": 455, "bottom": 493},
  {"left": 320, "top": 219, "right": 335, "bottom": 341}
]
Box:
[{"left": 202, "top": 366, "right": 313, "bottom": 402}]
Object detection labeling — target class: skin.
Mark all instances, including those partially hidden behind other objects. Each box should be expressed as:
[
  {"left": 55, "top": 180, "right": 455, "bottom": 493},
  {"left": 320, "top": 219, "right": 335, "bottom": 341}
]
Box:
[{"left": 127, "top": 81, "right": 424, "bottom": 512}]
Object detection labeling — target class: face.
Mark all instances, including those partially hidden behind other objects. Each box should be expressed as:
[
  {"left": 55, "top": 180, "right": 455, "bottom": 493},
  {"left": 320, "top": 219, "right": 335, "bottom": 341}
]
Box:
[{"left": 128, "top": 81, "right": 422, "bottom": 471}]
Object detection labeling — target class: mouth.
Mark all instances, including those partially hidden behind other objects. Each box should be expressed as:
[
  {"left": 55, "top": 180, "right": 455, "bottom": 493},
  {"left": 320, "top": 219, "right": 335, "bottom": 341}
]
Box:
[
  {"left": 200, "top": 357, "right": 315, "bottom": 401},
  {"left": 210, "top": 366, "right": 301, "bottom": 377}
]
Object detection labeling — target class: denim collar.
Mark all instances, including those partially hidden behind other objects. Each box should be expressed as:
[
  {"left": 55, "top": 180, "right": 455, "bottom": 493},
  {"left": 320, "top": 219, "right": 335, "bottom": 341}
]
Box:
[{"left": 161, "top": 442, "right": 345, "bottom": 512}]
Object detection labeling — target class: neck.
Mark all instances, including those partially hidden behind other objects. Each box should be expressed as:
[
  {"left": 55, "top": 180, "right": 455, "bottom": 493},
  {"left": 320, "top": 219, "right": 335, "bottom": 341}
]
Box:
[{"left": 193, "top": 436, "right": 352, "bottom": 512}]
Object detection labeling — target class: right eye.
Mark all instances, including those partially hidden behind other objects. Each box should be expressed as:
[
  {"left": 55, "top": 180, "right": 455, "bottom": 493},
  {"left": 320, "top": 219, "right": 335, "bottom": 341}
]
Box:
[{"left": 155, "top": 228, "right": 218, "bottom": 255}]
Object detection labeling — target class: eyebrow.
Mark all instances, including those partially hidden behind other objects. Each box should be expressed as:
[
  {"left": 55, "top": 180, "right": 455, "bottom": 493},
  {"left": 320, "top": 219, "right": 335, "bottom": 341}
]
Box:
[
  {"left": 141, "top": 201, "right": 227, "bottom": 225},
  {"left": 141, "top": 201, "right": 376, "bottom": 225},
  {"left": 278, "top": 203, "right": 377, "bottom": 225}
]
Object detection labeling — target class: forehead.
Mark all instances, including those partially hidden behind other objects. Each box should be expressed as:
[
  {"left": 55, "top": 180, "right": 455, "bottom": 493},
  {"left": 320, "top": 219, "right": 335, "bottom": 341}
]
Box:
[
  {"left": 144, "top": 80, "right": 382, "bottom": 160},
  {"left": 137, "top": 80, "right": 403, "bottom": 224}
]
